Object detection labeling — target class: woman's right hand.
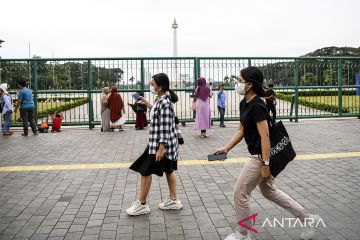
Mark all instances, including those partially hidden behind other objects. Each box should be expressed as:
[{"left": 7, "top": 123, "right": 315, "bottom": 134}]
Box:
[
  {"left": 139, "top": 97, "right": 152, "bottom": 109},
  {"left": 138, "top": 96, "right": 147, "bottom": 105},
  {"left": 214, "top": 147, "right": 228, "bottom": 154}
]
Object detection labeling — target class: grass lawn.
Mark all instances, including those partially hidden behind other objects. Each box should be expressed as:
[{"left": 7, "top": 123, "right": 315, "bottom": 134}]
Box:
[{"left": 299, "top": 95, "right": 360, "bottom": 113}]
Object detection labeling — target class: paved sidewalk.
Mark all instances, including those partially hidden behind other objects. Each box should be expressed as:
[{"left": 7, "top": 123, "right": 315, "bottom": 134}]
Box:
[{"left": 0, "top": 118, "right": 360, "bottom": 240}]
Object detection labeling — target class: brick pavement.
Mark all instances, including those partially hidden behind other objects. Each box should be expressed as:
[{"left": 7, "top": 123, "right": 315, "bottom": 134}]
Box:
[{"left": 0, "top": 118, "right": 360, "bottom": 240}]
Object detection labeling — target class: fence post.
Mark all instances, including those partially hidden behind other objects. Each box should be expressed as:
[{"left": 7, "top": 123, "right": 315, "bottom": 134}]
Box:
[
  {"left": 338, "top": 59, "right": 343, "bottom": 116},
  {"left": 140, "top": 59, "right": 145, "bottom": 95},
  {"left": 294, "top": 59, "right": 299, "bottom": 122},
  {"left": 192, "top": 58, "right": 200, "bottom": 119},
  {"left": 248, "top": 58, "right": 251, "bottom": 67},
  {"left": 31, "top": 60, "right": 38, "bottom": 121},
  {"left": 87, "top": 60, "right": 94, "bottom": 129},
  {"left": 195, "top": 57, "right": 200, "bottom": 80}
]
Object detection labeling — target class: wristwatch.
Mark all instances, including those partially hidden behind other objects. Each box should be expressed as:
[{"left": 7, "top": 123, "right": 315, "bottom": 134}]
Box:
[{"left": 263, "top": 160, "right": 269, "bottom": 166}]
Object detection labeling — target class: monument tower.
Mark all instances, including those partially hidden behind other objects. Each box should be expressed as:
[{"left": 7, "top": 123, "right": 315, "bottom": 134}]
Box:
[{"left": 172, "top": 18, "right": 178, "bottom": 87}]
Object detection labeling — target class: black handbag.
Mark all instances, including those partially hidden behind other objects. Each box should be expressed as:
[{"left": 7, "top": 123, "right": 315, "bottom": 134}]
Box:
[
  {"left": 267, "top": 116, "right": 296, "bottom": 178},
  {"left": 136, "top": 103, "right": 147, "bottom": 112}
]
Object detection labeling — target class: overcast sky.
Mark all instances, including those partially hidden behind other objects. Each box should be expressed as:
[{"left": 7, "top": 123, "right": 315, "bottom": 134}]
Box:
[{"left": 0, "top": 0, "right": 359, "bottom": 59}]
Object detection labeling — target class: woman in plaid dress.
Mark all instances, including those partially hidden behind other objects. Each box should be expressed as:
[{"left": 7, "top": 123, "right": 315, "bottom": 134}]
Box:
[{"left": 127, "top": 73, "right": 182, "bottom": 216}]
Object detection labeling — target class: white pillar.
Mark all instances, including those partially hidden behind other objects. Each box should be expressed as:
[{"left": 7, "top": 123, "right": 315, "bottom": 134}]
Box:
[
  {"left": 172, "top": 18, "right": 178, "bottom": 57},
  {"left": 172, "top": 18, "right": 178, "bottom": 86}
]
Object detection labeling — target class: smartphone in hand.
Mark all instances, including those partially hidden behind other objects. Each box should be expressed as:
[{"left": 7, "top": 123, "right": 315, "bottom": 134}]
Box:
[
  {"left": 207, "top": 153, "right": 227, "bottom": 161},
  {"left": 132, "top": 93, "right": 141, "bottom": 101}
]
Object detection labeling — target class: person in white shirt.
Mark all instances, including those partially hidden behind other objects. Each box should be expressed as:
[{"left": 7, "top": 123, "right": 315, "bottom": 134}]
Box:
[{"left": 0, "top": 83, "right": 13, "bottom": 136}]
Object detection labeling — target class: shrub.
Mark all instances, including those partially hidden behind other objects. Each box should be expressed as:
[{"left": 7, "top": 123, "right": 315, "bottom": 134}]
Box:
[
  {"left": 276, "top": 93, "right": 349, "bottom": 114},
  {"left": 277, "top": 90, "right": 355, "bottom": 97}
]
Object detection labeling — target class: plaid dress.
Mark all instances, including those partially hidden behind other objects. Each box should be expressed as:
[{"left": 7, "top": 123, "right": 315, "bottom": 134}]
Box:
[
  {"left": 129, "top": 93, "right": 179, "bottom": 176},
  {"left": 148, "top": 94, "right": 179, "bottom": 160}
]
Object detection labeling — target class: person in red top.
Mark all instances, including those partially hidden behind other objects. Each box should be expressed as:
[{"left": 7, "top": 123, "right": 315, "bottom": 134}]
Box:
[{"left": 51, "top": 111, "right": 64, "bottom": 132}]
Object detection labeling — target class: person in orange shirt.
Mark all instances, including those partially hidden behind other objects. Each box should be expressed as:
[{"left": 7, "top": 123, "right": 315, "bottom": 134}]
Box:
[{"left": 38, "top": 115, "right": 49, "bottom": 133}]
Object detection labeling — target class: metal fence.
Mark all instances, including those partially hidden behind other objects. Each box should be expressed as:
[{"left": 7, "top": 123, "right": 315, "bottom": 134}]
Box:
[{"left": 1, "top": 57, "right": 359, "bottom": 128}]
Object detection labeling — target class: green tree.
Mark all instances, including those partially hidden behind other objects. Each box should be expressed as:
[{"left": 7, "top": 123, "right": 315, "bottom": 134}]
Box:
[
  {"left": 324, "top": 69, "right": 337, "bottom": 85},
  {"left": 230, "top": 75, "right": 238, "bottom": 87},
  {"left": 301, "top": 72, "right": 316, "bottom": 86},
  {"left": 224, "top": 76, "right": 230, "bottom": 87}
]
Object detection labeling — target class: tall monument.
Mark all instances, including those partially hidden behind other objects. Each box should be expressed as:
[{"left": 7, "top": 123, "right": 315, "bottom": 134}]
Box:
[
  {"left": 172, "top": 18, "right": 178, "bottom": 57},
  {"left": 172, "top": 18, "right": 178, "bottom": 87}
]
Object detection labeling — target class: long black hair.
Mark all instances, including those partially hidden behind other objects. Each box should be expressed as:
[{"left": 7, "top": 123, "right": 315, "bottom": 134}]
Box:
[
  {"left": 240, "top": 66, "right": 266, "bottom": 97},
  {"left": 152, "top": 73, "right": 178, "bottom": 103}
]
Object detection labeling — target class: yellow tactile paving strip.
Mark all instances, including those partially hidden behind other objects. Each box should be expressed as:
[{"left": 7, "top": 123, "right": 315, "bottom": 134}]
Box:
[{"left": 0, "top": 152, "right": 359, "bottom": 172}]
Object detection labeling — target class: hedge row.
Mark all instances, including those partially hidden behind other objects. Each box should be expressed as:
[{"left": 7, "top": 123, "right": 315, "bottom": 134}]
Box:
[
  {"left": 15, "top": 97, "right": 89, "bottom": 122},
  {"left": 37, "top": 98, "right": 89, "bottom": 119},
  {"left": 276, "top": 93, "right": 349, "bottom": 114},
  {"left": 37, "top": 97, "right": 86, "bottom": 102},
  {"left": 278, "top": 90, "right": 356, "bottom": 96}
]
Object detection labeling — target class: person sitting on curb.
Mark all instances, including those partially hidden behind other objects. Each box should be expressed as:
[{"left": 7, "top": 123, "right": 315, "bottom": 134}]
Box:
[
  {"left": 51, "top": 111, "right": 64, "bottom": 132},
  {"left": 38, "top": 115, "right": 50, "bottom": 133}
]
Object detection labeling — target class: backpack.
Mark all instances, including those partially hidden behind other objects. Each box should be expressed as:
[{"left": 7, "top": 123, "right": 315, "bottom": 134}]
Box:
[
  {"left": 0, "top": 94, "right": 12, "bottom": 113},
  {"left": 0, "top": 96, "right": 4, "bottom": 113}
]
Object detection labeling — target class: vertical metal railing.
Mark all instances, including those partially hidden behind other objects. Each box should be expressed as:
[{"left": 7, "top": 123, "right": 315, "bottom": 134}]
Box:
[
  {"left": 338, "top": 59, "right": 343, "bottom": 116},
  {"left": 31, "top": 60, "right": 38, "bottom": 120},
  {"left": 0, "top": 57, "right": 359, "bottom": 127},
  {"left": 294, "top": 59, "right": 299, "bottom": 122},
  {"left": 87, "top": 60, "right": 94, "bottom": 129}
]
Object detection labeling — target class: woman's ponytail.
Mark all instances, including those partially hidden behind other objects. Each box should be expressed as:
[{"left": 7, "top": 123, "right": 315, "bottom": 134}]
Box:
[{"left": 169, "top": 90, "right": 178, "bottom": 104}]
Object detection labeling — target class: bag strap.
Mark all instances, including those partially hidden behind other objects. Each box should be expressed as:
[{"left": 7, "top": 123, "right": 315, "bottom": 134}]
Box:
[{"left": 264, "top": 108, "right": 276, "bottom": 128}]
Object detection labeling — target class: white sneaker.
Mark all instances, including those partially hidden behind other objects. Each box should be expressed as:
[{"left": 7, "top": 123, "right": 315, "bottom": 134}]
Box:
[
  {"left": 224, "top": 231, "right": 252, "bottom": 240},
  {"left": 126, "top": 200, "right": 150, "bottom": 216},
  {"left": 301, "top": 214, "right": 321, "bottom": 240},
  {"left": 158, "top": 196, "right": 183, "bottom": 210}
]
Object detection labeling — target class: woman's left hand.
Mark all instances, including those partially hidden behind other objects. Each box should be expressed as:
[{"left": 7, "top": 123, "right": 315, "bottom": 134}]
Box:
[
  {"left": 156, "top": 144, "right": 165, "bottom": 162},
  {"left": 261, "top": 166, "right": 271, "bottom": 180}
]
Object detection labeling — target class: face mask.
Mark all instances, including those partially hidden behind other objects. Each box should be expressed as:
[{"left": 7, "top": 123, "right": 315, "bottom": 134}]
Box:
[
  {"left": 235, "top": 82, "right": 247, "bottom": 95},
  {"left": 150, "top": 86, "right": 162, "bottom": 95}
]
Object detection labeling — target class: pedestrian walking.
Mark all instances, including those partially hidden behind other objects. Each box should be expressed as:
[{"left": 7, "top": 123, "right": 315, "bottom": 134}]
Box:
[
  {"left": 127, "top": 73, "right": 182, "bottom": 216},
  {"left": 194, "top": 77, "right": 212, "bottom": 137},
  {"left": 14, "top": 80, "right": 37, "bottom": 136},
  {"left": 215, "top": 67, "right": 320, "bottom": 240},
  {"left": 108, "top": 86, "right": 125, "bottom": 131},
  {"left": 0, "top": 83, "right": 13, "bottom": 136},
  {"left": 128, "top": 92, "right": 148, "bottom": 130},
  {"left": 217, "top": 83, "right": 226, "bottom": 127},
  {"left": 101, "top": 87, "right": 111, "bottom": 132}
]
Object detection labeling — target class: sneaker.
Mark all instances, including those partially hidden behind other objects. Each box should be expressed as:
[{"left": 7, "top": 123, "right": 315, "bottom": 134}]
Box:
[
  {"left": 301, "top": 214, "right": 321, "bottom": 240},
  {"left": 126, "top": 200, "right": 150, "bottom": 216},
  {"left": 201, "top": 132, "right": 207, "bottom": 138},
  {"left": 224, "top": 231, "right": 252, "bottom": 240},
  {"left": 21, "top": 133, "right": 28, "bottom": 136},
  {"left": 158, "top": 196, "right": 182, "bottom": 210}
]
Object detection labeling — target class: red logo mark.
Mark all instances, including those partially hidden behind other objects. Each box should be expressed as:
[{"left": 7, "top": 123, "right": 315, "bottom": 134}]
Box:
[{"left": 237, "top": 213, "right": 258, "bottom": 233}]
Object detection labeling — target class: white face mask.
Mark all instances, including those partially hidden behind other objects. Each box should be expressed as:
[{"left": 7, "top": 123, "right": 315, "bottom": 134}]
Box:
[
  {"left": 150, "top": 85, "right": 161, "bottom": 95},
  {"left": 235, "top": 82, "right": 247, "bottom": 95}
]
